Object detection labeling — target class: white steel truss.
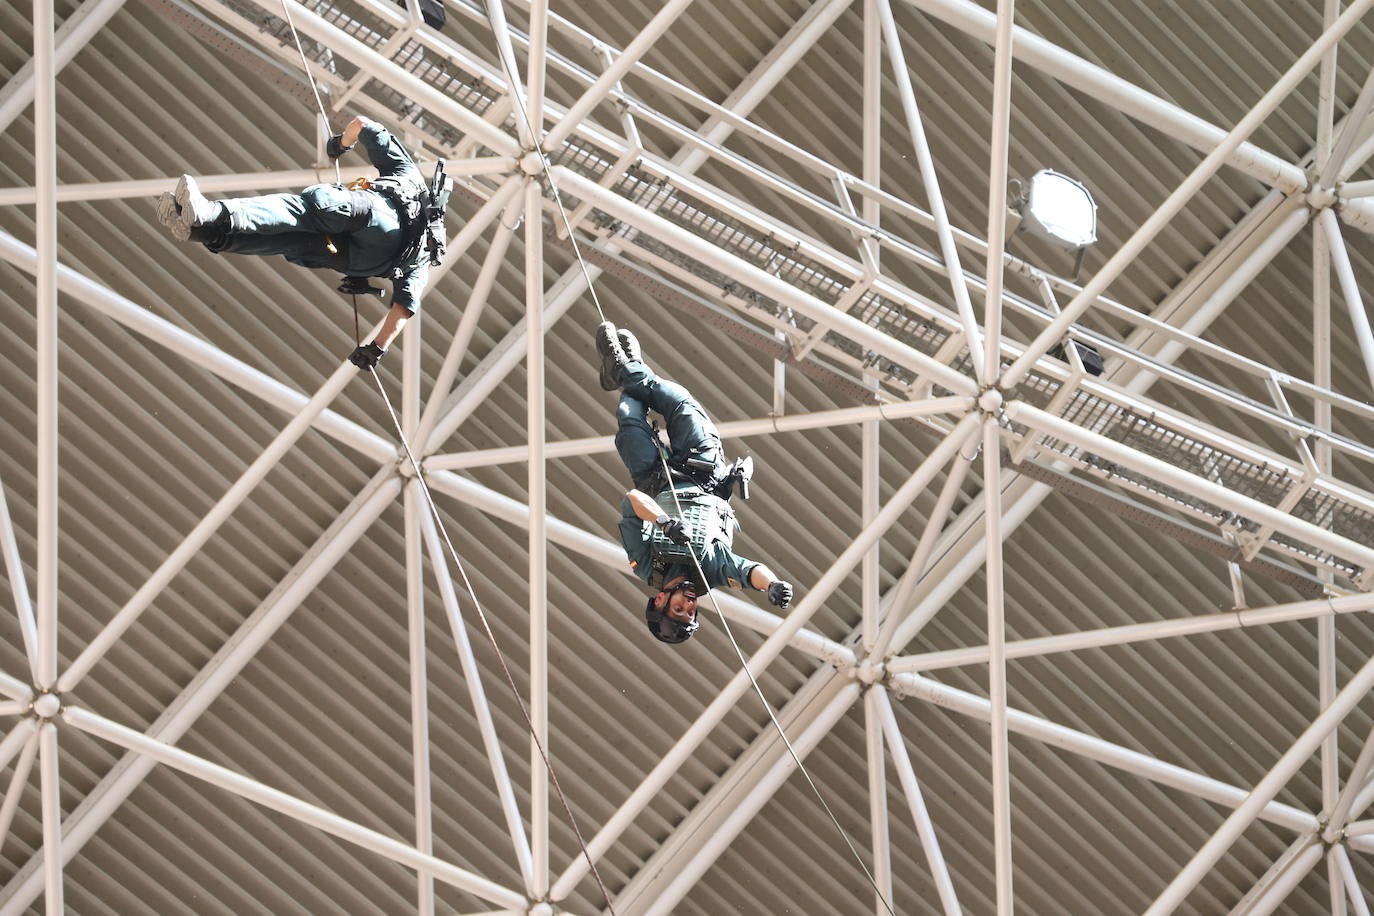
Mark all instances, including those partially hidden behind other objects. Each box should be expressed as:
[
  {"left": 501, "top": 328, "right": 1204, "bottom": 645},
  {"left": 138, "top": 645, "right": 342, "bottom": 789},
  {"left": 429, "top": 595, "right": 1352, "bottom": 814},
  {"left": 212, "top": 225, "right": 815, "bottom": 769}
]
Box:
[{"left": 5, "top": 0, "right": 1374, "bottom": 913}]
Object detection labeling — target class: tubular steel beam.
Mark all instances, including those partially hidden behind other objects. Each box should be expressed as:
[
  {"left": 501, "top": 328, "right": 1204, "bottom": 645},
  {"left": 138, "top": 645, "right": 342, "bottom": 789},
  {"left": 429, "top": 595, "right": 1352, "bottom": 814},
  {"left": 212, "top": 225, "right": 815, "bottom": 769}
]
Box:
[
  {"left": 404, "top": 481, "right": 435, "bottom": 916},
  {"left": 1320, "top": 209, "right": 1374, "bottom": 393},
  {"left": 0, "top": 232, "right": 394, "bottom": 464},
  {"left": 34, "top": 0, "right": 58, "bottom": 691},
  {"left": 525, "top": 178, "right": 550, "bottom": 898},
  {"left": 37, "top": 723, "right": 59, "bottom": 916},
  {"left": 0, "top": 160, "right": 514, "bottom": 206},
  {"left": 426, "top": 397, "right": 974, "bottom": 471},
  {"left": 1004, "top": 400, "right": 1374, "bottom": 576},
  {"left": 57, "top": 348, "right": 374, "bottom": 694},
  {"left": 422, "top": 470, "right": 853, "bottom": 666},
  {"left": 550, "top": 166, "right": 979, "bottom": 397},
  {"left": 64, "top": 706, "right": 527, "bottom": 909},
  {"left": 543, "top": 0, "right": 696, "bottom": 149},
  {"left": 891, "top": 672, "right": 1317, "bottom": 836},
  {"left": 623, "top": 681, "right": 864, "bottom": 916},
  {"left": 0, "top": 732, "right": 37, "bottom": 848},
  {"left": 875, "top": 0, "right": 985, "bottom": 380},
  {"left": 864, "top": 689, "right": 894, "bottom": 916},
  {"left": 902, "top": 0, "right": 1305, "bottom": 191},
  {"left": 876, "top": 687, "right": 961, "bottom": 915},
  {"left": 890, "top": 593, "right": 1374, "bottom": 674},
  {"left": 418, "top": 505, "right": 534, "bottom": 889},
  {"left": 414, "top": 184, "right": 525, "bottom": 451},
  {"left": 981, "top": 0, "right": 1014, "bottom": 383},
  {"left": 225, "top": 0, "right": 519, "bottom": 156},
  {"left": 0, "top": 0, "right": 127, "bottom": 134},
  {"left": 0, "top": 481, "right": 38, "bottom": 679},
  {"left": 983, "top": 417, "right": 1012, "bottom": 914}
]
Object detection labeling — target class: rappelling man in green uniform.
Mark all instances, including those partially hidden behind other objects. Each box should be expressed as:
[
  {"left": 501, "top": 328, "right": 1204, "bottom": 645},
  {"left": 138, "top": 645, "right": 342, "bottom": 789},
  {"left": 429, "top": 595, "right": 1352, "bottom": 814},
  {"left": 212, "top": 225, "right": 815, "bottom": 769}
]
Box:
[
  {"left": 596, "top": 322, "right": 793, "bottom": 644},
  {"left": 155, "top": 116, "right": 450, "bottom": 371}
]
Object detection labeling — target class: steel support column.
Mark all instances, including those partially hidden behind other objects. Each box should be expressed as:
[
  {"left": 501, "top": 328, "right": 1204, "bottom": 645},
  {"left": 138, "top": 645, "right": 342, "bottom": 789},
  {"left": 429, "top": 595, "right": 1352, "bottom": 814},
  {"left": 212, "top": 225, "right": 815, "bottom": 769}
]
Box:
[
  {"left": 34, "top": 0, "right": 58, "bottom": 690},
  {"left": 875, "top": 0, "right": 985, "bottom": 379},
  {"left": 525, "top": 178, "right": 550, "bottom": 898}
]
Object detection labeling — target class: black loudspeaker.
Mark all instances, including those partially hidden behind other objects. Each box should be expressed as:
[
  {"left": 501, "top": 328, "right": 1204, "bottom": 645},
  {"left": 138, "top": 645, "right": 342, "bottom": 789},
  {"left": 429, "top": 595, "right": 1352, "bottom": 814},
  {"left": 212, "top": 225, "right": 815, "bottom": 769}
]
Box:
[
  {"left": 1049, "top": 340, "right": 1105, "bottom": 376},
  {"left": 394, "top": 0, "right": 445, "bottom": 29}
]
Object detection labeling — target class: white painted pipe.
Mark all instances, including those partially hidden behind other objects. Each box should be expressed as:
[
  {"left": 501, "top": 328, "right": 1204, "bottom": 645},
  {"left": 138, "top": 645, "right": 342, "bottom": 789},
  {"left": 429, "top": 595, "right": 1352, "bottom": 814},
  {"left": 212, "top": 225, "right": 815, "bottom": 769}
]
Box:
[
  {"left": 641, "top": 682, "right": 863, "bottom": 916},
  {"left": 1321, "top": 210, "right": 1374, "bottom": 393},
  {"left": 426, "top": 396, "right": 974, "bottom": 470},
  {"left": 524, "top": 181, "right": 550, "bottom": 898},
  {"left": 874, "top": 0, "right": 985, "bottom": 380},
  {"left": 0, "top": 481, "right": 38, "bottom": 678},
  {"left": 1146, "top": 646, "right": 1374, "bottom": 914},
  {"left": 418, "top": 502, "right": 534, "bottom": 889},
  {"left": 0, "top": 160, "right": 514, "bottom": 206},
  {"left": 890, "top": 672, "right": 1317, "bottom": 835},
  {"left": 0, "top": 232, "right": 393, "bottom": 464},
  {"left": 414, "top": 182, "right": 525, "bottom": 450},
  {"left": 877, "top": 688, "right": 962, "bottom": 915},
  {"left": 902, "top": 0, "right": 1304, "bottom": 191},
  {"left": 63, "top": 707, "right": 526, "bottom": 908},
  {"left": 34, "top": 0, "right": 59, "bottom": 691},
  {"left": 983, "top": 418, "right": 1012, "bottom": 915},
  {"left": 0, "top": 474, "right": 400, "bottom": 916},
  {"left": 403, "top": 483, "right": 435, "bottom": 916},
  {"left": 890, "top": 592, "right": 1374, "bottom": 674},
  {"left": 544, "top": 0, "right": 697, "bottom": 149},
  {"left": 225, "top": 0, "right": 519, "bottom": 155},
  {"left": 421, "top": 469, "right": 853, "bottom": 666},
  {"left": 0, "top": 733, "right": 38, "bottom": 848},
  {"left": 37, "top": 723, "right": 60, "bottom": 916},
  {"left": 58, "top": 343, "right": 372, "bottom": 694},
  {"left": 0, "top": 0, "right": 127, "bottom": 133},
  {"left": 551, "top": 166, "right": 979, "bottom": 397}
]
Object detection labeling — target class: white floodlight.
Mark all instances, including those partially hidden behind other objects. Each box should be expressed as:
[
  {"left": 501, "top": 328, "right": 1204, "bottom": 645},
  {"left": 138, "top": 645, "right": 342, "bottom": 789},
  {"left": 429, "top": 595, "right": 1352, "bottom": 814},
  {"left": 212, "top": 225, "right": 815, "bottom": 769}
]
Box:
[
  {"left": 1020, "top": 169, "right": 1097, "bottom": 249},
  {"left": 1009, "top": 169, "right": 1097, "bottom": 277}
]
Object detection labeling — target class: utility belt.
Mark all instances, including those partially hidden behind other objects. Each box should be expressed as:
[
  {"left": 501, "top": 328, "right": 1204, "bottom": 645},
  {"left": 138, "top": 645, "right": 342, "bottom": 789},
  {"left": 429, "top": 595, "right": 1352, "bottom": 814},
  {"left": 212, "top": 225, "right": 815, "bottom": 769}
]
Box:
[
  {"left": 667, "top": 454, "right": 755, "bottom": 502},
  {"left": 647, "top": 486, "right": 736, "bottom": 588}
]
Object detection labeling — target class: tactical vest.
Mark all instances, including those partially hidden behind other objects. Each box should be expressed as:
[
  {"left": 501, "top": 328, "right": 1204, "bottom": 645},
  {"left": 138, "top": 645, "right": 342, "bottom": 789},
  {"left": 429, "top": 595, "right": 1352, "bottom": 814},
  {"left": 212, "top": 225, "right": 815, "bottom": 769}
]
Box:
[
  {"left": 647, "top": 486, "right": 736, "bottom": 588},
  {"left": 367, "top": 171, "right": 452, "bottom": 280}
]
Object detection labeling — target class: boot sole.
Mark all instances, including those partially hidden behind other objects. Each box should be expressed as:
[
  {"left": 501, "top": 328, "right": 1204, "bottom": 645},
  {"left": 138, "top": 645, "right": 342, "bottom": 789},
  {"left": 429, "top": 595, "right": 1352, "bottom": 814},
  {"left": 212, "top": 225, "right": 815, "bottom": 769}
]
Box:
[
  {"left": 595, "top": 322, "right": 625, "bottom": 391},
  {"left": 174, "top": 174, "right": 218, "bottom": 227}
]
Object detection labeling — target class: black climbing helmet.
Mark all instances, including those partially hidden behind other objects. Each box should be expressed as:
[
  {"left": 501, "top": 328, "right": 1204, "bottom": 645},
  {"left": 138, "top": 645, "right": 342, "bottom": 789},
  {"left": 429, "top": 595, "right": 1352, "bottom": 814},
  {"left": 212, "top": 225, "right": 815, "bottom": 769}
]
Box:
[{"left": 644, "top": 580, "right": 701, "bottom": 644}]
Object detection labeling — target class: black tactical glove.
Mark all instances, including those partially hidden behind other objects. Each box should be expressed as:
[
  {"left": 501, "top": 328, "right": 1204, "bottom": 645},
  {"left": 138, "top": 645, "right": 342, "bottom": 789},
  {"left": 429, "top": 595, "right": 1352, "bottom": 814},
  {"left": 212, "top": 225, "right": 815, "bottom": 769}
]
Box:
[
  {"left": 767, "top": 580, "right": 793, "bottom": 609},
  {"left": 326, "top": 134, "right": 352, "bottom": 160},
  {"left": 655, "top": 515, "right": 691, "bottom": 546},
  {"left": 348, "top": 342, "right": 385, "bottom": 371}
]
